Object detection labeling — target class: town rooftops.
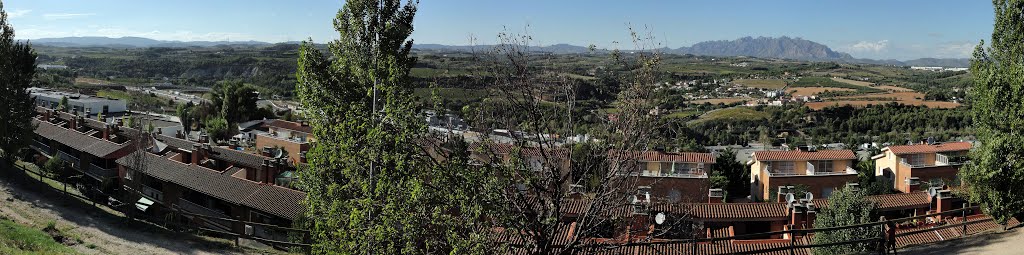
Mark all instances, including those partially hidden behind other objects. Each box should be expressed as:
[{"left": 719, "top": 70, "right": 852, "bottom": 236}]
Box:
[
  {"left": 883, "top": 142, "right": 972, "bottom": 155},
  {"left": 116, "top": 152, "right": 305, "bottom": 220},
  {"left": 264, "top": 119, "right": 312, "bottom": 134},
  {"left": 686, "top": 203, "right": 789, "bottom": 221},
  {"left": 612, "top": 150, "right": 716, "bottom": 164},
  {"left": 750, "top": 149, "right": 856, "bottom": 162},
  {"left": 33, "top": 119, "right": 130, "bottom": 158},
  {"left": 812, "top": 192, "right": 931, "bottom": 211}
]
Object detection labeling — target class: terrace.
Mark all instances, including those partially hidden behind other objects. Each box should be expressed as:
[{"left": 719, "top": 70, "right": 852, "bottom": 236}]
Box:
[{"left": 764, "top": 163, "right": 857, "bottom": 177}]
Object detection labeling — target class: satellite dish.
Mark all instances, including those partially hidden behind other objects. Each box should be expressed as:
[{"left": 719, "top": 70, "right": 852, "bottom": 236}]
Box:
[
  {"left": 785, "top": 193, "right": 796, "bottom": 205},
  {"left": 803, "top": 192, "right": 814, "bottom": 201},
  {"left": 928, "top": 187, "right": 939, "bottom": 197},
  {"left": 273, "top": 148, "right": 285, "bottom": 158},
  {"left": 655, "top": 212, "right": 666, "bottom": 225}
]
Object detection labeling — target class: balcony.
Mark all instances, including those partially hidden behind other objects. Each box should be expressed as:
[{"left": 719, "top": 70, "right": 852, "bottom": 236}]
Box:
[
  {"left": 30, "top": 140, "right": 53, "bottom": 155},
  {"left": 178, "top": 199, "right": 233, "bottom": 231},
  {"left": 57, "top": 150, "right": 81, "bottom": 169},
  {"left": 935, "top": 153, "right": 968, "bottom": 166},
  {"left": 765, "top": 164, "right": 857, "bottom": 177},
  {"left": 647, "top": 169, "right": 708, "bottom": 178},
  {"left": 141, "top": 185, "right": 164, "bottom": 202},
  {"left": 86, "top": 163, "right": 118, "bottom": 180}
]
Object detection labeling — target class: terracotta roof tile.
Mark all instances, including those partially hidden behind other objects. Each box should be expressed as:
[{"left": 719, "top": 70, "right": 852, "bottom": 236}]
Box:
[
  {"left": 885, "top": 142, "right": 972, "bottom": 155},
  {"left": 687, "top": 203, "right": 789, "bottom": 220},
  {"left": 612, "top": 150, "right": 716, "bottom": 164},
  {"left": 117, "top": 152, "right": 305, "bottom": 220},
  {"left": 209, "top": 146, "right": 271, "bottom": 169},
  {"left": 33, "top": 119, "right": 130, "bottom": 158},
  {"left": 752, "top": 150, "right": 856, "bottom": 162},
  {"left": 812, "top": 192, "right": 931, "bottom": 211}
]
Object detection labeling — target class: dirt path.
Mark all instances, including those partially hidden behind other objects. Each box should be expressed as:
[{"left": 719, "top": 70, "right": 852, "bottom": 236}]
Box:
[
  {"left": 0, "top": 168, "right": 274, "bottom": 255},
  {"left": 899, "top": 227, "right": 1023, "bottom": 255}
]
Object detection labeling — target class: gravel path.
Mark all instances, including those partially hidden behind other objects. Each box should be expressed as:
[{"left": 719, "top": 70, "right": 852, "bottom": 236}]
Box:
[{"left": 0, "top": 169, "right": 272, "bottom": 255}]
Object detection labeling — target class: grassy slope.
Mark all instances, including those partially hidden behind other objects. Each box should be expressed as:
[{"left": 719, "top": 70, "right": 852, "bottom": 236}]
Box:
[
  {"left": 688, "top": 107, "right": 769, "bottom": 125},
  {"left": 0, "top": 219, "right": 75, "bottom": 255}
]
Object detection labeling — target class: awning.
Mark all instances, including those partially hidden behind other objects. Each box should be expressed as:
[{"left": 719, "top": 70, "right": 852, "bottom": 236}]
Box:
[{"left": 135, "top": 197, "right": 155, "bottom": 212}]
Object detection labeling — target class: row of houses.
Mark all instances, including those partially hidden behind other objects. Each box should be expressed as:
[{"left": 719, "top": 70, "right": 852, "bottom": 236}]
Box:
[
  {"left": 28, "top": 107, "right": 305, "bottom": 245},
  {"left": 27, "top": 102, "right": 1006, "bottom": 253}
]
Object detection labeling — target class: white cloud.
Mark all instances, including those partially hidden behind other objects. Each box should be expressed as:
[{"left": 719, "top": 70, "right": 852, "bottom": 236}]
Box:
[
  {"left": 8, "top": 9, "right": 31, "bottom": 18},
  {"left": 16, "top": 26, "right": 270, "bottom": 42},
  {"left": 938, "top": 42, "right": 977, "bottom": 58},
  {"left": 845, "top": 40, "right": 890, "bottom": 53},
  {"left": 43, "top": 13, "right": 96, "bottom": 20}
]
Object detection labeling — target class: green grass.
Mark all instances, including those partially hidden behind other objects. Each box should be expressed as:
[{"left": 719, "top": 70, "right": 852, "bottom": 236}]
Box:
[
  {"left": 410, "top": 68, "right": 475, "bottom": 78},
  {"left": 0, "top": 219, "right": 76, "bottom": 255},
  {"left": 733, "top": 79, "right": 788, "bottom": 89},
  {"left": 688, "top": 107, "right": 769, "bottom": 125},
  {"left": 665, "top": 110, "right": 700, "bottom": 119}
]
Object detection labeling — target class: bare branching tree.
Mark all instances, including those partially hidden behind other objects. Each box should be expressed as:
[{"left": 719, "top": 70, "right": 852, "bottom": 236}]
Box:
[{"left": 468, "top": 26, "right": 702, "bottom": 254}]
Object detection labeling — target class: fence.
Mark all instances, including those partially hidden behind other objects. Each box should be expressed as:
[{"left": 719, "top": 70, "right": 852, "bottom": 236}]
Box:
[{"left": 8, "top": 163, "right": 312, "bottom": 251}]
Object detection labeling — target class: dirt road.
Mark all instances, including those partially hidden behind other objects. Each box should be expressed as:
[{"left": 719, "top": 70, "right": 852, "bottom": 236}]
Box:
[
  {"left": 900, "top": 227, "right": 1022, "bottom": 255},
  {"left": 0, "top": 168, "right": 272, "bottom": 255}
]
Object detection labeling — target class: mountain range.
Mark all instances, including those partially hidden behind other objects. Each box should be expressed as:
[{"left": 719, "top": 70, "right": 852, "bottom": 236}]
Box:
[{"left": 25, "top": 36, "right": 970, "bottom": 67}]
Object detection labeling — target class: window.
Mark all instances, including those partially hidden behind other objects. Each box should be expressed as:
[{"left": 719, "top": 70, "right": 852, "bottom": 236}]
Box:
[
  {"left": 822, "top": 187, "right": 834, "bottom": 198},
  {"left": 772, "top": 161, "right": 794, "bottom": 173},
  {"left": 813, "top": 160, "right": 833, "bottom": 172},
  {"left": 906, "top": 154, "right": 925, "bottom": 166}
]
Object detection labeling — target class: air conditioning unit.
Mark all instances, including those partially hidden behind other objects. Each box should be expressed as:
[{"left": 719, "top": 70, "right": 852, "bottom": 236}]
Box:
[{"left": 244, "top": 225, "right": 254, "bottom": 236}]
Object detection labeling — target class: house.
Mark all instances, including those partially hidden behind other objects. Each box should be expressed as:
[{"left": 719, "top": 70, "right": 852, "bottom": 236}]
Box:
[
  {"left": 30, "top": 88, "right": 128, "bottom": 116},
  {"left": 872, "top": 142, "right": 971, "bottom": 193},
  {"left": 613, "top": 150, "right": 717, "bottom": 203},
  {"left": 748, "top": 149, "right": 858, "bottom": 201},
  {"left": 250, "top": 119, "right": 314, "bottom": 165},
  {"left": 30, "top": 108, "right": 135, "bottom": 197}
]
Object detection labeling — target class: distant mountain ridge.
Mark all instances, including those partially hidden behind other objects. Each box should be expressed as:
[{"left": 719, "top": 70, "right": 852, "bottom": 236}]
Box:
[
  {"left": 26, "top": 36, "right": 970, "bottom": 67},
  {"left": 30, "top": 36, "right": 271, "bottom": 48},
  {"left": 672, "top": 36, "right": 854, "bottom": 60}
]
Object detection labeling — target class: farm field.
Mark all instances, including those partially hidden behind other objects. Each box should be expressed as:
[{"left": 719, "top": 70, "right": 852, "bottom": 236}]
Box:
[
  {"left": 733, "top": 79, "right": 787, "bottom": 89},
  {"left": 807, "top": 91, "right": 960, "bottom": 109},
  {"left": 787, "top": 87, "right": 855, "bottom": 97},
  {"left": 689, "top": 98, "right": 748, "bottom": 105},
  {"left": 806, "top": 100, "right": 960, "bottom": 110},
  {"left": 75, "top": 77, "right": 112, "bottom": 85},
  {"left": 876, "top": 85, "right": 915, "bottom": 92},
  {"left": 830, "top": 77, "right": 875, "bottom": 87}
]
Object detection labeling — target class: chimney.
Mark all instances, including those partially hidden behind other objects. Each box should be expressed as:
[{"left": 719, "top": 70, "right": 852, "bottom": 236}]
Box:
[
  {"left": 708, "top": 188, "right": 724, "bottom": 203},
  {"left": 44, "top": 110, "right": 52, "bottom": 122},
  {"left": 906, "top": 177, "right": 921, "bottom": 192},
  {"left": 176, "top": 130, "right": 184, "bottom": 139},
  {"left": 102, "top": 124, "right": 111, "bottom": 140},
  {"left": 191, "top": 144, "right": 208, "bottom": 165},
  {"left": 199, "top": 134, "right": 209, "bottom": 144},
  {"left": 254, "top": 159, "right": 271, "bottom": 182}
]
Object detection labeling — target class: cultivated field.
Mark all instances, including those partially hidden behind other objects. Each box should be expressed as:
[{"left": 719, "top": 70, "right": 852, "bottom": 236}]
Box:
[
  {"left": 830, "top": 77, "right": 875, "bottom": 87},
  {"left": 806, "top": 91, "right": 960, "bottom": 109},
  {"left": 876, "top": 85, "right": 915, "bottom": 92},
  {"left": 786, "top": 87, "right": 855, "bottom": 97},
  {"left": 689, "top": 107, "right": 769, "bottom": 124},
  {"left": 733, "top": 79, "right": 787, "bottom": 89},
  {"left": 75, "top": 77, "right": 112, "bottom": 85},
  {"left": 689, "top": 98, "right": 749, "bottom": 105}
]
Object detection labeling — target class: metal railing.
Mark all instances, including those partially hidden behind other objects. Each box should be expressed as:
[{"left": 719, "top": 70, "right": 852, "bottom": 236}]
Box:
[
  {"left": 57, "top": 150, "right": 81, "bottom": 169},
  {"left": 141, "top": 185, "right": 163, "bottom": 202},
  {"left": 86, "top": 163, "right": 118, "bottom": 179},
  {"left": 936, "top": 153, "right": 968, "bottom": 166}
]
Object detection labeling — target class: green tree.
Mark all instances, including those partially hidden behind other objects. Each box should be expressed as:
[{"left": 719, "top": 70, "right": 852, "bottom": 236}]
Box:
[
  {"left": 58, "top": 96, "right": 68, "bottom": 111},
  {"left": 176, "top": 101, "right": 194, "bottom": 135},
  {"left": 0, "top": 1, "right": 37, "bottom": 165},
  {"left": 714, "top": 148, "right": 749, "bottom": 201},
  {"left": 961, "top": 0, "right": 1024, "bottom": 225},
  {"left": 211, "top": 81, "right": 259, "bottom": 123},
  {"left": 811, "top": 187, "right": 879, "bottom": 255},
  {"left": 296, "top": 1, "right": 488, "bottom": 253},
  {"left": 42, "top": 156, "right": 64, "bottom": 178},
  {"left": 203, "top": 116, "right": 229, "bottom": 142}
]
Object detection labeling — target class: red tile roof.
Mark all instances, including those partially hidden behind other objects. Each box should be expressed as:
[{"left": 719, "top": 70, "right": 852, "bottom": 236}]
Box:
[
  {"left": 812, "top": 192, "right": 931, "bottom": 211},
  {"left": 752, "top": 150, "right": 856, "bottom": 162},
  {"left": 687, "top": 203, "right": 789, "bottom": 220},
  {"left": 612, "top": 150, "right": 716, "bottom": 164},
  {"left": 885, "top": 142, "right": 972, "bottom": 155},
  {"left": 33, "top": 119, "right": 131, "bottom": 158}
]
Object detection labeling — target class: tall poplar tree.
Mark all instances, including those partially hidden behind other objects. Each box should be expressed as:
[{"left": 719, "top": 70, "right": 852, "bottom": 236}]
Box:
[
  {"left": 296, "top": 1, "right": 492, "bottom": 254},
  {"left": 0, "top": 1, "right": 37, "bottom": 166},
  {"left": 961, "top": 0, "right": 1024, "bottom": 224}
]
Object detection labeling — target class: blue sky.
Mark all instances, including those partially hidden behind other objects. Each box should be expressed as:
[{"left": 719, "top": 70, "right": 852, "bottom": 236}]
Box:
[{"left": 3, "top": 0, "right": 994, "bottom": 60}]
